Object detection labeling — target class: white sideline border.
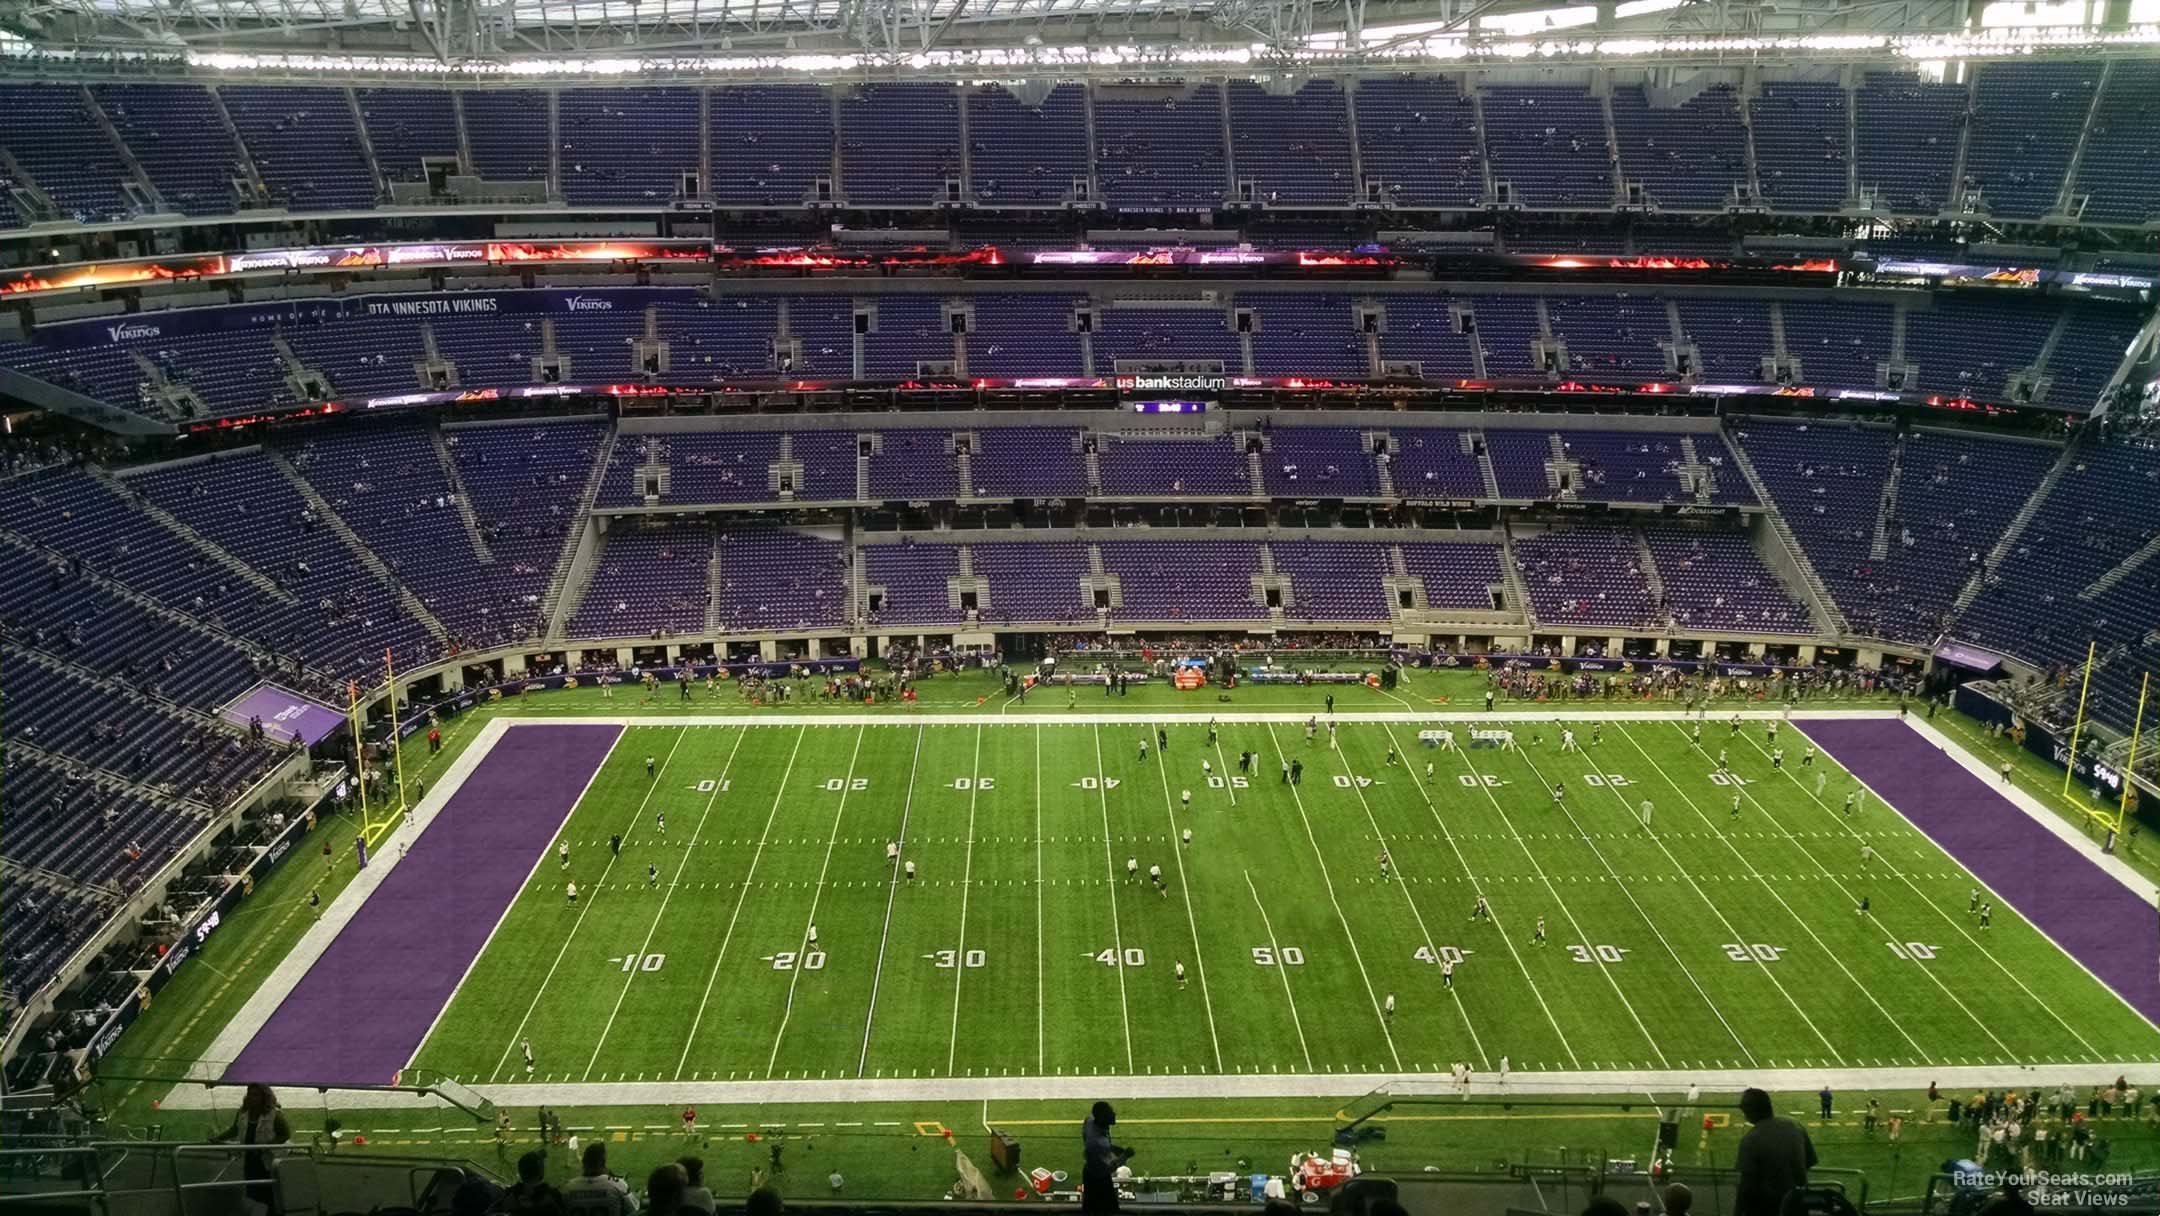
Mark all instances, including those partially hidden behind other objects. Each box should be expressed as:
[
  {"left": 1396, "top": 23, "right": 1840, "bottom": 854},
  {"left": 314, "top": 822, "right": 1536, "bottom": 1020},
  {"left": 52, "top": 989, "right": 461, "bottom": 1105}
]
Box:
[{"left": 170, "top": 707, "right": 2160, "bottom": 1112}]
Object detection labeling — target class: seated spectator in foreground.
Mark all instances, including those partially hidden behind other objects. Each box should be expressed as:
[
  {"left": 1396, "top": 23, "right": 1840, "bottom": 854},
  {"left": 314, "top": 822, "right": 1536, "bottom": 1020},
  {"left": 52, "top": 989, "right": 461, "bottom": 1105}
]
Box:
[
  {"left": 562, "top": 1142, "right": 637, "bottom": 1216},
  {"left": 1735, "top": 1087, "right": 1817, "bottom": 1216},
  {"left": 677, "top": 1158, "right": 715, "bottom": 1216},
  {"left": 495, "top": 1152, "right": 567, "bottom": 1216},
  {"left": 644, "top": 1164, "right": 686, "bottom": 1216}
]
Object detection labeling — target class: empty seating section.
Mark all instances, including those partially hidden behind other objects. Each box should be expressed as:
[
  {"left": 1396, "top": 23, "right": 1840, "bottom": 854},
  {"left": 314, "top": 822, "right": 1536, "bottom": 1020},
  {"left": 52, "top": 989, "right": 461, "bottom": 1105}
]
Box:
[
  {"left": 1688, "top": 433, "right": 1759, "bottom": 507},
  {"left": 0, "top": 544, "right": 261, "bottom": 708},
  {"left": 1388, "top": 429, "right": 1486, "bottom": 499},
  {"left": 1099, "top": 540, "right": 1262, "bottom": 621},
  {"left": 1874, "top": 430, "right": 2058, "bottom": 639},
  {"left": 839, "top": 84, "right": 961, "bottom": 206},
  {"left": 1645, "top": 528, "right": 1811, "bottom": 632},
  {"left": 974, "top": 542, "right": 1094, "bottom": 624},
  {"left": 1094, "top": 86, "right": 1228, "bottom": 209},
  {"left": 569, "top": 523, "right": 711, "bottom": 637},
  {"left": 1903, "top": 297, "right": 2053, "bottom": 399},
  {"left": 1609, "top": 84, "right": 1746, "bottom": 210},
  {"left": 286, "top": 317, "right": 427, "bottom": 399},
  {"left": 553, "top": 311, "right": 647, "bottom": 382},
  {"left": 596, "top": 431, "right": 781, "bottom": 507},
  {"left": 1226, "top": 81, "right": 1355, "bottom": 206},
  {"left": 2041, "top": 306, "right": 2142, "bottom": 410},
  {"left": 785, "top": 298, "right": 857, "bottom": 378},
  {"left": 713, "top": 527, "right": 847, "bottom": 631},
  {"left": 219, "top": 85, "right": 378, "bottom": 211},
  {"left": 1512, "top": 527, "right": 1657, "bottom": 628},
  {"left": 1263, "top": 428, "right": 1382, "bottom": 497},
  {"left": 1749, "top": 81, "right": 1848, "bottom": 212},
  {"left": 862, "top": 297, "right": 949, "bottom": 379},
  {"left": 1097, "top": 434, "right": 1250, "bottom": 496},
  {"left": 968, "top": 428, "right": 1088, "bottom": 499},
  {"left": 357, "top": 88, "right": 460, "bottom": 182},
  {"left": 1466, "top": 296, "right": 1544, "bottom": 377},
  {"left": 125, "top": 451, "right": 435, "bottom": 674},
  {"left": 869, "top": 430, "right": 958, "bottom": 500},
  {"left": 143, "top": 330, "right": 293, "bottom": 417},
  {"left": 1958, "top": 439, "right": 2160, "bottom": 728},
  {"left": 1374, "top": 298, "right": 1478, "bottom": 379},
  {"left": 93, "top": 84, "right": 245, "bottom": 216},
  {"left": 1095, "top": 307, "right": 1239, "bottom": 370},
  {"left": 656, "top": 298, "right": 778, "bottom": 378},
  {"left": 1545, "top": 295, "right": 1666, "bottom": 381},
  {"left": 1352, "top": 77, "right": 1482, "bottom": 207},
  {"left": 1400, "top": 541, "right": 1504, "bottom": 611},
  {"left": 282, "top": 424, "right": 511, "bottom": 644},
  {"left": 1486, "top": 429, "right": 1560, "bottom": 499},
  {"left": 709, "top": 86, "right": 832, "bottom": 206},
  {"left": 558, "top": 88, "right": 699, "bottom": 205},
  {"left": 0, "top": 84, "right": 135, "bottom": 223},
  {"left": 1481, "top": 85, "right": 1614, "bottom": 209},
  {"left": 1252, "top": 295, "right": 1368, "bottom": 378},
  {"left": 1854, "top": 73, "right": 1963, "bottom": 215},
  {"left": 1274, "top": 540, "right": 1392, "bottom": 620},
  {"left": 432, "top": 312, "right": 541, "bottom": 388},
  {"left": 460, "top": 90, "right": 551, "bottom": 182},
  {"left": 2072, "top": 61, "right": 2160, "bottom": 224},
  {"left": 781, "top": 430, "right": 853, "bottom": 502},
  {"left": 864, "top": 542, "right": 958, "bottom": 625},
  {"left": 1964, "top": 62, "right": 2093, "bottom": 219},
  {"left": 967, "top": 85, "right": 1089, "bottom": 206},
  {"left": 1782, "top": 300, "right": 1890, "bottom": 390},
  {"left": 445, "top": 420, "right": 607, "bottom": 625},
  {"left": 1557, "top": 431, "right": 1696, "bottom": 505},
  {"left": 961, "top": 295, "right": 1085, "bottom": 378},
  {"left": 1676, "top": 299, "right": 1773, "bottom": 383},
  {"left": 3, "top": 750, "right": 201, "bottom": 885}
]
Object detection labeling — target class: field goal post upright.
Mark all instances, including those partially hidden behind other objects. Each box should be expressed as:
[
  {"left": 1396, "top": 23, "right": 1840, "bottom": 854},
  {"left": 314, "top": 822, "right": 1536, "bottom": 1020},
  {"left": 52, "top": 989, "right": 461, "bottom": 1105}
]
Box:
[
  {"left": 383, "top": 647, "right": 410, "bottom": 818},
  {"left": 2061, "top": 641, "right": 2097, "bottom": 801},
  {"left": 2118, "top": 671, "right": 2148, "bottom": 841}
]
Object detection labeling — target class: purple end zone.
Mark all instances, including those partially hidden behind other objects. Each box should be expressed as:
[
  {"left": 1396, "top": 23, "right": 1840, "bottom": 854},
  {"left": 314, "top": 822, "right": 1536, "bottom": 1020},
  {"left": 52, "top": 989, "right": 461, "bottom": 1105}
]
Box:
[
  {"left": 1803, "top": 719, "right": 2160, "bottom": 1026},
  {"left": 224, "top": 723, "right": 622, "bottom": 1086}
]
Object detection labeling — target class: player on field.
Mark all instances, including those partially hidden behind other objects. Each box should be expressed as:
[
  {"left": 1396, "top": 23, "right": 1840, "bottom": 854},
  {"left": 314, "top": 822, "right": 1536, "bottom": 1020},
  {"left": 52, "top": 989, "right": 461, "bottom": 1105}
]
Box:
[
  {"left": 1328, "top": 721, "right": 1338, "bottom": 750},
  {"left": 1802, "top": 745, "right": 1816, "bottom": 767},
  {"left": 1979, "top": 903, "right": 1992, "bottom": 930},
  {"left": 1771, "top": 747, "right": 1785, "bottom": 770},
  {"left": 1149, "top": 864, "right": 1166, "bottom": 897},
  {"left": 1306, "top": 718, "right": 1318, "bottom": 742},
  {"left": 1843, "top": 790, "right": 1858, "bottom": 816},
  {"left": 523, "top": 1038, "right": 535, "bottom": 1072},
  {"left": 609, "top": 833, "right": 622, "bottom": 857},
  {"left": 1532, "top": 917, "right": 1547, "bottom": 946},
  {"left": 647, "top": 863, "right": 659, "bottom": 888},
  {"left": 1424, "top": 760, "right": 1435, "bottom": 784},
  {"left": 1207, "top": 720, "right": 1218, "bottom": 747},
  {"left": 1290, "top": 759, "right": 1303, "bottom": 785},
  {"left": 1384, "top": 992, "right": 1396, "bottom": 1022},
  {"left": 1201, "top": 758, "right": 1213, "bottom": 777},
  {"left": 1127, "top": 856, "right": 1139, "bottom": 882},
  {"left": 1385, "top": 744, "right": 1399, "bottom": 766},
  {"left": 1470, "top": 896, "right": 1490, "bottom": 922},
  {"left": 1377, "top": 849, "right": 1392, "bottom": 880},
  {"left": 1157, "top": 727, "right": 1168, "bottom": 752},
  {"left": 655, "top": 811, "right": 666, "bottom": 835},
  {"left": 647, "top": 755, "right": 656, "bottom": 778},
  {"left": 1730, "top": 714, "right": 1742, "bottom": 736},
  {"left": 1138, "top": 737, "right": 1148, "bottom": 762},
  {"left": 1730, "top": 793, "right": 1742, "bottom": 820},
  {"left": 904, "top": 860, "right": 917, "bottom": 882},
  {"left": 1815, "top": 770, "right": 1828, "bottom": 797},
  {"left": 1560, "top": 729, "right": 1579, "bottom": 753},
  {"left": 1716, "top": 747, "right": 1728, "bottom": 771},
  {"left": 1174, "top": 961, "right": 1187, "bottom": 989},
  {"left": 1856, "top": 895, "right": 1871, "bottom": 917},
  {"left": 887, "top": 840, "right": 900, "bottom": 865},
  {"left": 559, "top": 841, "right": 570, "bottom": 869},
  {"left": 808, "top": 924, "right": 818, "bottom": 947},
  {"left": 566, "top": 881, "right": 579, "bottom": 906},
  {"left": 1181, "top": 828, "right": 1192, "bottom": 848},
  {"left": 1860, "top": 843, "right": 1875, "bottom": 867},
  {"left": 1640, "top": 799, "right": 1654, "bottom": 828},
  {"left": 1442, "top": 956, "right": 1455, "bottom": 989},
  {"left": 1767, "top": 720, "right": 1779, "bottom": 743},
  {"left": 1551, "top": 781, "right": 1566, "bottom": 807},
  {"left": 1591, "top": 723, "right": 1603, "bottom": 747},
  {"left": 1181, "top": 788, "right": 1192, "bottom": 810},
  {"left": 1999, "top": 760, "right": 2014, "bottom": 784},
  {"left": 1238, "top": 750, "right": 1252, "bottom": 774},
  {"left": 1970, "top": 887, "right": 1981, "bottom": 913},
  {"left": 1691, "top": 722, "right": 1703, "bottom": 747}
]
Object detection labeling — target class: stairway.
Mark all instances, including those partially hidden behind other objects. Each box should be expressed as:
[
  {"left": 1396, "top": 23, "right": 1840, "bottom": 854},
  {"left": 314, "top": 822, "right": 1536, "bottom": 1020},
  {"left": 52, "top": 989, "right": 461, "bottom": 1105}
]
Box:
[
  {"left": 708, "top": 536, "right": 727, "bottom": 633},
  {"left": 80, "top": 86, "right": 161, "bottom": 211},
  {"left": 1767, "top": 302, "right": 1791, "bottom": 363},
  {"left": 1469, "top": 85, "right": 1496, "bottom": 202},
  {"left": 1246, "top": 443, "right": 1267, "bottom": 496},
  {"left": 1088, "top": 544, "right": 1106, "bottom": 576},
  {"left": 430, "top": 427, "right": 496, "bottom": 563},
  {"left": 207, "top": 86, "right": 271, "bottom": 203},
  {"left": 1498, "top": 527, "right": 1538, "bottom": 629},
  {"left": 1633, "top": 528, "right": 1668, "bottom": 621},
  {"left": 1869, "top": 438, "right": 1902, "bottom": 561},
  {"left": 345, "top": 87, "right": 387, "bottom": 202},
  {"left": 1953, "top": 442, "right": 2070, "bottom": 613},
  {"left": 538, "top": 435, "right": 613, "bottom": 636},
  {"left": 265, "top": 448, "right": 450, "bottom": 645},
  {"left": 90, "top": 467, "right": 295, "bottom": 603},
  {"left": 1372, "top": 436, "right": 1396, "bottom": 499},
  {"left": 1475, "top": 432, "right": 1502, "bottom": 499},
  {"left": 1390, "top": 545, "right": 1410, "bottom": 578},
  {"left": 1726, "top": 441, "right": 1851, "bottom": 634},
  {"left": 450, "top": 91, "right": 477, "bottom": 174},
  {"left": 1085, "top": 445, "right": 1104, "bottom": 496},
  {"left": 2054, "top": 61, "right": 2111, "bottom": 216},
  {"left": 955, "top": 438, "right": 976, "bottom": 500},
  {"left": 1738, "top": 83, "right": 1763, "bottom": 203},
  {"left": 855, "top": 443, "right": 871, "bottom": 501}
]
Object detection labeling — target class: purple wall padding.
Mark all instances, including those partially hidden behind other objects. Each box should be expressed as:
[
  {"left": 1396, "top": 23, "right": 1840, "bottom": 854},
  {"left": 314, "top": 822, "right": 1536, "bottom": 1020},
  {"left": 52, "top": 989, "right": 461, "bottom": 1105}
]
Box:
[
  {"left": 1803, "top": 719, "right": 2160, "bottom": 1025},
  {"left": 224, "top": 723, "right": 622, "bottom": 1085}
]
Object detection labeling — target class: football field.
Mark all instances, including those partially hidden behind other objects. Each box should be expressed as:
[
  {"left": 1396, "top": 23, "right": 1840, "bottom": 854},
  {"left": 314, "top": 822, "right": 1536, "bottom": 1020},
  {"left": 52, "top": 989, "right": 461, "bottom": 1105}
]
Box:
[{"left": 335, "top": 711, "right": 2160, "bottom": 1095}]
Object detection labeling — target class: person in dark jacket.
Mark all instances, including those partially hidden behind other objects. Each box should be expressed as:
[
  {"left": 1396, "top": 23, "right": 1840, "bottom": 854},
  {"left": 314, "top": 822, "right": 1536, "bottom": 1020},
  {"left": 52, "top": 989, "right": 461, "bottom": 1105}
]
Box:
[
  {"left": 1081, "top": 1101, "right": 1133, "bottom": 1213},
  {"left": 1734, "top": 1088, "right": 1817, "bottom": 1216},
  {"left": 210, "top": 1084, "right": 292, "bottom": 1214}
]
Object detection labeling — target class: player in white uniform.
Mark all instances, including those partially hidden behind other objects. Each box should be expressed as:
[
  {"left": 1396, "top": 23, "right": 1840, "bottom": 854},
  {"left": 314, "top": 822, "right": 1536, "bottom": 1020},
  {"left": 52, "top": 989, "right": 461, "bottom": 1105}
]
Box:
[
  {"left": 1470, "top": 896, "right": 1490, "bottom": 922},
  {"left": 808, "top": 924, "right": 819, "bottom": 946},
  {"left": 1843, "top": 790, "right": 1859, "bottom": 816},
  {"left": 1181, "top": 788, "right": 1192, "bottom": 809},
  {"left": 1126, "top": 856, "right": 1139, "bottom": 882},
  {"left": 1815, "top": 770, "right": 1828, "bottom": 797},
  {"left": 886, "top": 840, "right": 900, "bottom": 864},
  {"left": 1640, "top": 799, "right": 1654, "bottom": 828},
  {"left": 1174, "top": 961, "right": 1187, "bottom": 988},
  {"left": 565, "top": 881, "right": 579, "bottom": 906},
  {"left": 1441, "top": 957, "right": 1455, "bottom": 989},
  {"left": 1377, "top": 849, "right": 1392, "bottom": 880},
  {"left": 1384, "top": 992, "right": 1396, "bottom": 1022},
  {"left": 1424, "top": 760, "right": 1435, "bottom": 784},
  {"left": 904, "top": 860, "right": 917, "bottom": 882},
  {"left": 523, "top": 1039, "right": 535, "bottom": 1071},
  {"left": 1532, "top": 917, "right": 1547, "bottom": 946},
  {"left": 1730, "top": 793, "right": 1742, "bottom": 820},
  {"left": 1181, "top": 828, "right": 1192, "bottom": 848},
  {"left": 1560, "top": 729, "right": 1579, "bottom": 753},
  {"left": 1149, "top": 864, "right": 1166, "bottom": 897},
  {"left": 559, "top": 841, "right": 570, "bottom": 869},
  {"left": 647, "top": 863, "right": 659, "bottom": 888}
]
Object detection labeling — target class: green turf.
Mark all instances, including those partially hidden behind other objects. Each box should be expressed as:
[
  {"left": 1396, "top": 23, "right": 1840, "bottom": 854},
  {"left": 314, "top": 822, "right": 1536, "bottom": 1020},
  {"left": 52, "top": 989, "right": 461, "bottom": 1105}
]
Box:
[{"left": 406, "top": 714, "right": 2160, "bottom": 1086}]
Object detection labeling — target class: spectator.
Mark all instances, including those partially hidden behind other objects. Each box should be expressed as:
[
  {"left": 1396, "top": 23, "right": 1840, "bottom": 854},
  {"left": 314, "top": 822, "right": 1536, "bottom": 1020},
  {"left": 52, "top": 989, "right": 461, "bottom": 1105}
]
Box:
[
  {"left": 745, "top": 1187, "right": 782, "bottom": 1216},
  {"left": 1734, "top": 1088, "right": 1817, "bottom": 1216},
  {"left": 1580, "top": 1200, "right": 1629, "bottom": 1216},
  {"left": 677, "top": 1158, "right": 714, "bottom": 1216},
  {"left": 1661, "top": 1182, "right": 1693, "bottom": 1215},
  {"left": 209, "top": 1083, "right": 291, "bottom": 1215},
  {"left": 494, "top": 1151, "right": 567, "bottom": 1216},
  {"left": 561, "top": 1142, "right": 637, "bottom": 1216},
  {"left": 644, "top": 1165, "right": 686, "bottom": 1216},
  {"left": 1081, "top": 1100, "right": 1132, "bottom": 1214}
]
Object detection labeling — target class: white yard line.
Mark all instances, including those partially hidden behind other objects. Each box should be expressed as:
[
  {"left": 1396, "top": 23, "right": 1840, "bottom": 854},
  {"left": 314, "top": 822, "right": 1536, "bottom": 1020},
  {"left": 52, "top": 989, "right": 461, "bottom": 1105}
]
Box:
[
  {"left": 1612, "top": 722, "right": 1932, "bottom": 1063},
  {"left": 1261, "top": 723, "right": 1403, "bottom": 1071},
  {"left": 856, "top": 724, "right": 928, "bottom": 1075},
  {"left": 1242, "top": 870, "right": 1314, "bottom": 1072},
  {"left": 581, "top": 727, "right": 748, "bottom": 1078},
  {"left": 1149, "top": 719, "right": 1224, "bottom": 1072},
  {"left": 1770, "top": 724, "right": 2106, "bottom": 1057},
  {"left": 1088, "top": 724, "right": 1137, "bottom": 1073},
  {"left": 487, "top": 726, "right": 689, "bottom": 1083},
  {"left": 766, "top": 724, "right": 870, "bottom": 1076},
  {"left": 1446, "top": 734, "right": 1670, "bottom": 1067},
  {"left": 1034, "top": 724, "right": 1046, "bottom": 1074},
  {"left": 1373, "top": 721, "right": 1579, "bottom": 1070},
  {"left": 672, "top": 727, "right": 808, "bottom": 1079},
  {"left": 1319, "top": 735, "right": 1489, "bottom": 1070},
  {"left": 1503, "top": 738, "right": 1762, "bottom": 1066},
  {"left": 945, "top": 724, "right": 985, "bottom": 1075}
]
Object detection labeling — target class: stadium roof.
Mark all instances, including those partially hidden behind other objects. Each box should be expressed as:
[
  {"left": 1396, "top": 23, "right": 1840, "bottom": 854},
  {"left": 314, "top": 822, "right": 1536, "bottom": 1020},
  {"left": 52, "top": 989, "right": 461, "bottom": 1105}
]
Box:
[{"left": 0, "top": 0, "right": 2151, "bottom": 73}]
